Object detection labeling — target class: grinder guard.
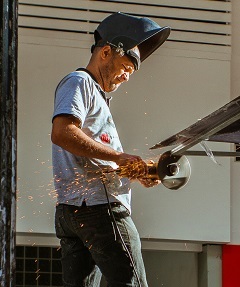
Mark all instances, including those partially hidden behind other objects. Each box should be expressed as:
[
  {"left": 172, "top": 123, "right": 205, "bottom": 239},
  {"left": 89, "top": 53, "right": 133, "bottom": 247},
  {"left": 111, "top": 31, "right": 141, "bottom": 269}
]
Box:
[{"left": 148, "top": 151, "right": 191, "bottom": 190}]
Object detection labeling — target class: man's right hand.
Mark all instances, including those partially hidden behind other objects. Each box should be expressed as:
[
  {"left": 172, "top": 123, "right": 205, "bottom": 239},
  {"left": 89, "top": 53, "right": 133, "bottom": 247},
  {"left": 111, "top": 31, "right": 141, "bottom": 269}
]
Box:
[{"left": 115, "top": 153, "right": 148, "bottom": 180}]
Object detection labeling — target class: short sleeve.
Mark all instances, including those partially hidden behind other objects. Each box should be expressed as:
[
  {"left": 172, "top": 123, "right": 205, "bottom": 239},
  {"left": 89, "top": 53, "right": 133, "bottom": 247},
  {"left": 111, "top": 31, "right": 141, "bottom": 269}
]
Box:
[{"left": 53, "top": 74, "right": 92, "bottom": 124}]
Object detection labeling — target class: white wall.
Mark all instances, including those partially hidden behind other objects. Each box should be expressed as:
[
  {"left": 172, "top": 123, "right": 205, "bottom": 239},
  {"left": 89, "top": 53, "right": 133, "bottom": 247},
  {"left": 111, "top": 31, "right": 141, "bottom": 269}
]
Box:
[
  {"left": 17, "top": 41, "right": 90, "bottom": 234},
  {"left": 230, "top": 0, "right": 240, "bottom": 244},
  {"left": 17, "top": 28, "right": 231, "bottom": 244}
]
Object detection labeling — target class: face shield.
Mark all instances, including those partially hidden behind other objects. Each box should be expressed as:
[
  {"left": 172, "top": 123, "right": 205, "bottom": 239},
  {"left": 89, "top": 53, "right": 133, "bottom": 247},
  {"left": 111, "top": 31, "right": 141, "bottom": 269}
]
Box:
[{"left": 91, "top": 12, "right": 171, "bottom": 70}]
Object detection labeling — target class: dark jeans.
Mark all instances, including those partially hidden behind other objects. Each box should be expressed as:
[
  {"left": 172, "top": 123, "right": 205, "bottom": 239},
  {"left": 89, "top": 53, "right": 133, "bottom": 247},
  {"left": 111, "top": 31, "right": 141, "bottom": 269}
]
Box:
[{"left": 55, "top": 203, "right": 148, "bottom": 287}]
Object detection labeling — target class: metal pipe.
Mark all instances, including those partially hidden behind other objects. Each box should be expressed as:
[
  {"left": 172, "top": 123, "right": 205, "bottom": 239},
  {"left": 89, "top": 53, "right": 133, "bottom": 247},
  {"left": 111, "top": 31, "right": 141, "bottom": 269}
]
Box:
[{"left": 0, "top": 0, "right": 18, "bottom": 286}]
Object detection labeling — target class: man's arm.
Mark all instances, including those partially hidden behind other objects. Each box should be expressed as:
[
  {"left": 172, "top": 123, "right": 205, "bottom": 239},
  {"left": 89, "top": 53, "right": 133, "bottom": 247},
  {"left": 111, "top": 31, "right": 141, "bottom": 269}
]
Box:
[{"left": 51, "top": 115, "right": 148, "bottom": 179}]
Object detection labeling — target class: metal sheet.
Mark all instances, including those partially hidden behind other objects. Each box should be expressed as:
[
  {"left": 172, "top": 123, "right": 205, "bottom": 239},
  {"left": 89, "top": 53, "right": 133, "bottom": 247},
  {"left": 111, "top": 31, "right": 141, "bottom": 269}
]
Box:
[{"left": 150, "top": 96, "right": 240, "bottom": 154}]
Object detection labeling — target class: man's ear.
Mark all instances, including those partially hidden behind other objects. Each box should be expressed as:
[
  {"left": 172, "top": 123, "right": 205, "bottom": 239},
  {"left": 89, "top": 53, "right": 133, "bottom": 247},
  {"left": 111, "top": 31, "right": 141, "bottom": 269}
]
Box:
[{"left": 101, "top": 45, "right": 112, "bottom": 60}]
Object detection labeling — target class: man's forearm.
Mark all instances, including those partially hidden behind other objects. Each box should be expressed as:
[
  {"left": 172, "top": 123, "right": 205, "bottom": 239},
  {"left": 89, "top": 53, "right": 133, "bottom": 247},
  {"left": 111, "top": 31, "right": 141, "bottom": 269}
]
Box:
[
  {"left": 52, "top": 117, "right": 121, "bottom": 163},
  {"left": 51, "top": 116, "right": 148, "bottom": 178}
]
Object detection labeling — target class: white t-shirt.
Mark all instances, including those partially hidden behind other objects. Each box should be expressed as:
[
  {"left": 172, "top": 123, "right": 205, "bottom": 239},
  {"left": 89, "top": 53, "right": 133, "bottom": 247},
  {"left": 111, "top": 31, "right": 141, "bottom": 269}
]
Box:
[{"left": 52, "top": 70, "right": 132, "bottom": 211}]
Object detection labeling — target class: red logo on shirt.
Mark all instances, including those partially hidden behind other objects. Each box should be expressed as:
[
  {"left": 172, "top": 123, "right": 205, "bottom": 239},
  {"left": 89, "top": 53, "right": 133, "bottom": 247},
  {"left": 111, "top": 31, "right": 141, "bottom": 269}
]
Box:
[{"left": 100, "top": 133, "right": 111, "bottom": 144}]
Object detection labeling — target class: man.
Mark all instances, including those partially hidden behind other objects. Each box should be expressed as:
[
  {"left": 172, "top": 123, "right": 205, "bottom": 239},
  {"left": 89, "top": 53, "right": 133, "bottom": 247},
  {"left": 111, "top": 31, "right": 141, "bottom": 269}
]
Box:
[{"left": 51, "top": 12, "right": 170, "bottom": 287}]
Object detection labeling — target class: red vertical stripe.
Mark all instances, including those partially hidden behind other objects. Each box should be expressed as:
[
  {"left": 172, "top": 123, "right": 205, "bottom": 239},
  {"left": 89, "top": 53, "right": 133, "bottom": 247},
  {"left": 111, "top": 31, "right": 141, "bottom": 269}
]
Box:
[{"left": 222, "top": 245, "right": 240, "bottom": 287}]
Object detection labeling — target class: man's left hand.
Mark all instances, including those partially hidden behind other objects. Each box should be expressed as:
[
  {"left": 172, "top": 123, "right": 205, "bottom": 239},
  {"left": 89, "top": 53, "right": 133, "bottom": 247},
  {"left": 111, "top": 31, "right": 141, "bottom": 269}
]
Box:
[{"left": 138, "top": 178, "right": 161, "bottom": 188}]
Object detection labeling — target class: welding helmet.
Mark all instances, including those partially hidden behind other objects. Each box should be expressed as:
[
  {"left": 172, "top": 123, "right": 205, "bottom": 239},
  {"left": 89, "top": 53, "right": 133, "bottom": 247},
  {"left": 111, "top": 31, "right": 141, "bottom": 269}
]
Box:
[{"left": 91, "top": 12, "right": 171, "bottom": 70}]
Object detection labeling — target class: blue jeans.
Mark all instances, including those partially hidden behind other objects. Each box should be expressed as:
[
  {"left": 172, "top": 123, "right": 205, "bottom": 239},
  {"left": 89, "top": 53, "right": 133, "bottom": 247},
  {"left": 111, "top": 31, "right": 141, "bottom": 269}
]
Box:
[{"left": 55, "top": 203, "right": 148, "bottom": 287}]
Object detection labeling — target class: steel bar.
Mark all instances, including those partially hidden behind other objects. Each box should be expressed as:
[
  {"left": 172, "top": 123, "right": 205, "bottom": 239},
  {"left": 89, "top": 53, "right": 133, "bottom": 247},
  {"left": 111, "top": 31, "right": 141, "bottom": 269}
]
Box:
[
  {"left": 171, "top": 109, "right": 240, "bottom": 155},
  {"left": 150, "top": 96, "right": 240, "bottom": 152},
  {"left": 0, "top": 0, "right": 18, "bottom": 286},
  {"left": 183, "top": 150, "right": 240, "bottom": 157}
]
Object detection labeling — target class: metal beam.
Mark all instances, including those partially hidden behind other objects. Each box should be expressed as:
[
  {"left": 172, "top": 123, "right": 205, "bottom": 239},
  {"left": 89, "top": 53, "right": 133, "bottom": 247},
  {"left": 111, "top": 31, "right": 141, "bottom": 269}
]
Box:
[
  {"left": 0, "top": 1, "right": 18, "bottom": 286},
  {"left": 183, "top": 151, "right": 240, "bottom": 157},
  {"left": 150, "top": 96, "right": 240, "bottom": 152}
]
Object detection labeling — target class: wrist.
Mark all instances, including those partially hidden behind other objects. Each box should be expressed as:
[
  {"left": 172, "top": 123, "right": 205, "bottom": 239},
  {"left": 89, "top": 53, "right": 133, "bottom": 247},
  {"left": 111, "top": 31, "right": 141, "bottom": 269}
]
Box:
[{"left": 112, "top": 151, "right": 123, "bottom": 165}]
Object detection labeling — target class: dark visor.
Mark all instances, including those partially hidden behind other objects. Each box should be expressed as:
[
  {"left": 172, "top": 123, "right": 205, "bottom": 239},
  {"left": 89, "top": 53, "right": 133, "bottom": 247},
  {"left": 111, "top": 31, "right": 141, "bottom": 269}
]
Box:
[{"left": 126, "top": 49, "right": 140, "bottom": 71}]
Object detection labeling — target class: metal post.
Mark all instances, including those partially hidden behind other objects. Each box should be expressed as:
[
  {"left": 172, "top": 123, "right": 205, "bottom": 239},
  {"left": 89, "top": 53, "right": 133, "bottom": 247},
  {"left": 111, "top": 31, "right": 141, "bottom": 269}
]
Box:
[{"left": 0, "top": 0, "right": 18, "bottom": 286}]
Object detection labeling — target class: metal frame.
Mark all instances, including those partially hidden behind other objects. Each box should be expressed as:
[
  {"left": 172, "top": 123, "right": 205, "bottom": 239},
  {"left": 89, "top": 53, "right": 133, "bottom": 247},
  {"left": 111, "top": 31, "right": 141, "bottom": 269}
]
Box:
[{"left": 150, "top": 96, "right": 240, "bottom": 157}]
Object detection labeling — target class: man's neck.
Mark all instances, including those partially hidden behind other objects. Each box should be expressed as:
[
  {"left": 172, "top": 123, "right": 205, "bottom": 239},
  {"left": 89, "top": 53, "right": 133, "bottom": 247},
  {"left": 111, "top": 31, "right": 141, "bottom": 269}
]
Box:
[{"left": 86, "top": 63, "right": 105, "bottom": 91}]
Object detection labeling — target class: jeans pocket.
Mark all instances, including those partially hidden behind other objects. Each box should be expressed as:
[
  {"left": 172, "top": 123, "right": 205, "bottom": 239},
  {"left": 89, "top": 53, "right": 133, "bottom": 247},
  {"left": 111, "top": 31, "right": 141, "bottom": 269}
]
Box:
[
  {"left": 55, "top": 205, "right": 68, "bottom": 238},
  {"left": 70, "top": 206, "right": 117, "bottom": 253}
]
